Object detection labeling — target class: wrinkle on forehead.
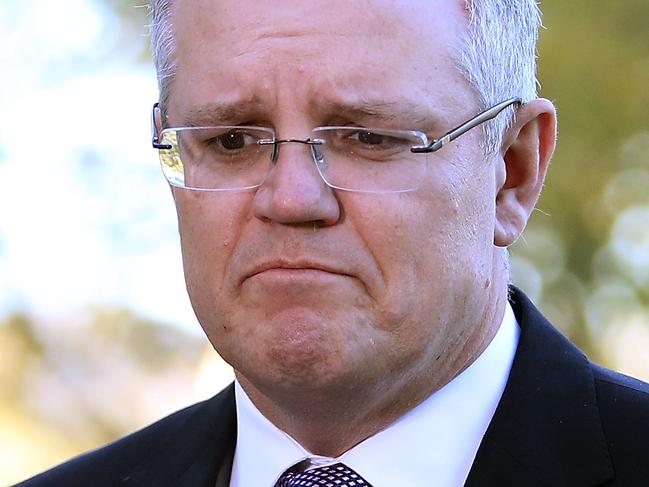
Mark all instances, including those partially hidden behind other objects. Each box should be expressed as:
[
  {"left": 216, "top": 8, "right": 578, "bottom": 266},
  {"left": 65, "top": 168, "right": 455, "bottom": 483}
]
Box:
[
  {"left": 173, "top": 0, "right": 450, "bottom": 51},
  {"left": 252, "top": 29, "right": 360, "bottom": 42},
  {"left": 173, "top": 0, "right": 472, "bottom": 73},
  {"left": 171, "top": 0, "right": 475, "bottom": 123}
]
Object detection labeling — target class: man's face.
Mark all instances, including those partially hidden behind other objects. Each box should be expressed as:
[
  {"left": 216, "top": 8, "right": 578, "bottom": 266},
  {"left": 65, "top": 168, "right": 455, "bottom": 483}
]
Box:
[{"left": 169, "top": 0, "right": 503, "bottom": 398}]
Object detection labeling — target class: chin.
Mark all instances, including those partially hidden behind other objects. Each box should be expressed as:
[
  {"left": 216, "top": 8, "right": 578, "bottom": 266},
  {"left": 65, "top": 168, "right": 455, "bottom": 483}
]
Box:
[{"left": 230, "top": 307, "right": 369, "bottom": 389}]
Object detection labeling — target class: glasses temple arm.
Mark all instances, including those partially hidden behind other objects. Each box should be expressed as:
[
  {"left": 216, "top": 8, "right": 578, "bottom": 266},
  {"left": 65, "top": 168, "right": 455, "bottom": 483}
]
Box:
[{"left": 411, "top": 98, "right": 522, "bottom": 153}]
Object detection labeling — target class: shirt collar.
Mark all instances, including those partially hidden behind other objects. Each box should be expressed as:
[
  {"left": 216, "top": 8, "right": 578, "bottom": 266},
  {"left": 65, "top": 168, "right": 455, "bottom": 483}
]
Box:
[{"left": 230, "top": 303, "right": 519, "bottom": 487}]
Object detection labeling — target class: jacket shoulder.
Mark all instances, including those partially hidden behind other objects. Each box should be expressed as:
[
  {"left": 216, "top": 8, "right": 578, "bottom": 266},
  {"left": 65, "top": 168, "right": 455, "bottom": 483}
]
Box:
[
  {"left": 592, "top": 363, "right": 649, "bottom": 484},
  {"left": 13, "top": 385, "right": 235, "bottom": 487}
]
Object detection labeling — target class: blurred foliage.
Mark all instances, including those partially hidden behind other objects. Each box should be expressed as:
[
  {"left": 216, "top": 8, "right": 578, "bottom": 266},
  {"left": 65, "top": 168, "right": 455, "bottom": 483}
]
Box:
[
  {"left": 511, "top": 0, "right": 649, "bottom": 366},
  {"left": 3, "top": 0, "right": 649, "bottom": 484},
  {"left": 104, "top": 0, "right": 151, "bottom": 62},
  {"left": 0, "top": 308, "right": 229, "bottom": 485}
]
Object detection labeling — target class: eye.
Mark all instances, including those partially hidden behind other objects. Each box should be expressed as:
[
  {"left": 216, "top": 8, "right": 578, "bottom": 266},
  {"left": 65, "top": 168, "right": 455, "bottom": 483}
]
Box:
[
  {"left": 312, "top": 126, "right": 420, "bottom": 162},
  {"left": 220, "top": 131, "right": 245, "bottom": 150},
  {"left": 212, "top": 129, "right": 259, "bottom": 151},
  {"left": 345, "top": 129, "right": 408, "bottom": 152},
  {"left": 356, "top": 130, "right": 385, "bottom": 146}
]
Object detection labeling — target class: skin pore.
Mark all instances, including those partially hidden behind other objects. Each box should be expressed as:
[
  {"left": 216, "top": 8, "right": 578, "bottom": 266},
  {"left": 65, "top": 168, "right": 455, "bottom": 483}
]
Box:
[{"left": 166, "top": 0, "right": 556, "bottom": 456}]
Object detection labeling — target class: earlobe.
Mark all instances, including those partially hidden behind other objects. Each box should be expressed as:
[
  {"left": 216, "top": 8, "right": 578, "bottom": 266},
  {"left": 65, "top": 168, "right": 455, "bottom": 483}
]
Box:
[{"left": 494, "top": 99, "right": 557, "bottom": 247}]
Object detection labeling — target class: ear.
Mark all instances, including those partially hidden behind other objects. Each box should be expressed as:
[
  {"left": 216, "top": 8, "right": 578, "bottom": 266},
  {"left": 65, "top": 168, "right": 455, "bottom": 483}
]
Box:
[
  {"left": 494, "top": 99, "right": 557, "bottom": 247},
  {"left": 153, "top": 103, "right": 164, "bottom": 136}
]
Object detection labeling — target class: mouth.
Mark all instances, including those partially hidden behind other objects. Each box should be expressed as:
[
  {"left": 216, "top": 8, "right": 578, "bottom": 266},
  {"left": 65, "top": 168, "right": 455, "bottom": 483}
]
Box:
[{"left": 244, "top": 260, "right": 352, "bottom": 282}]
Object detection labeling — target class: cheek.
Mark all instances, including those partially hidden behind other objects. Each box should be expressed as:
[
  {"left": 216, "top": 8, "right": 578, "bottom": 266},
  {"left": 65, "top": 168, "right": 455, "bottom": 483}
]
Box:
[
  {"left": 431, "top": 162, "right": 498, "bottom": 299},
  {"left": 353, "top": 162, "right": 494, "bottom": 318},
  {"left": 174, "top": 190, "right": 251, "bottom": 320},
  {"left": 344, "top": 194, "right": 443, "bottom": 326}
]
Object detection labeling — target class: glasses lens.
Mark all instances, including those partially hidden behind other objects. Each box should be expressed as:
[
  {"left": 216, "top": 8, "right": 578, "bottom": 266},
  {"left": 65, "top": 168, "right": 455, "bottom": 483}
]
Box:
[
  {"left": 158, "top": 126, "right": 274, "bottom": 190},
  {"left": 311, "top": 127, "right": 428, "bottom": 192}
]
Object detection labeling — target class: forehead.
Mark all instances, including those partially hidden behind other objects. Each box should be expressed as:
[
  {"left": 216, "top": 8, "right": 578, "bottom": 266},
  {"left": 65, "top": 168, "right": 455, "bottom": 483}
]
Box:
[{"left": 169, "top": 0, "right": 472, "bottom": 122}]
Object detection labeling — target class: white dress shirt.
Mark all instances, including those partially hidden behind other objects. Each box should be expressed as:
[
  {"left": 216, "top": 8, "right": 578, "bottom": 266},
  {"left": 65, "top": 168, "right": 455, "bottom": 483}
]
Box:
[{"left": 229, "top": 303, "right": 519, "bottom": 487}]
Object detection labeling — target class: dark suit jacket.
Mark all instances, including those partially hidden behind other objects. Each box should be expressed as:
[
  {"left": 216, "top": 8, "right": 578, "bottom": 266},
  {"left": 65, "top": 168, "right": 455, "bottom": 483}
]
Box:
[{"left": 15, "top": 288, "right": 649, "bottom": 486}]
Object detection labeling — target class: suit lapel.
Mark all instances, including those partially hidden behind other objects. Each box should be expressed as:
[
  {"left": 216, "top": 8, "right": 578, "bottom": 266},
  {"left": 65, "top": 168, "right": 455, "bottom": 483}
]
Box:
[
  {"left": 465, "top": 288, "right": 614, "bottom": 487},
  {"left": 123, "top": 384, "right": 236, "bottom": 487}
]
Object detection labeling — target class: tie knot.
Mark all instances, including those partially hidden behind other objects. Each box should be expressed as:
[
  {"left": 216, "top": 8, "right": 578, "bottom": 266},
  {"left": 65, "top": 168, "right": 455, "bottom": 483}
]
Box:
[{"left": 275, "top": 461, "right": 373, "bottom": 487}]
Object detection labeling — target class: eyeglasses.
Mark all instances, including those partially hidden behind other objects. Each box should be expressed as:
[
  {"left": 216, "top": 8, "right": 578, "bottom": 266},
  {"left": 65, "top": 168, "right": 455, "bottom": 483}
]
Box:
[{"left": 151, "top": 98, "right": 521, "bottom": 193}]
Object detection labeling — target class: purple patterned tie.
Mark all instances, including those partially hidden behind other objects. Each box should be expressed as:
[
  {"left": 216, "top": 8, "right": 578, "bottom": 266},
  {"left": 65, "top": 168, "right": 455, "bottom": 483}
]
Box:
[{"left": 275, "top": 462, "right": 373, "bottom": 487}]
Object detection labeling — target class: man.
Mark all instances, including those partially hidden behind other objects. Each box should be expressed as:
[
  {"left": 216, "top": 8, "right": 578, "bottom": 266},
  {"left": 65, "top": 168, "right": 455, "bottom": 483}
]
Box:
[{"left": 16, "top": 0, "right": 649, "bottom": 486}]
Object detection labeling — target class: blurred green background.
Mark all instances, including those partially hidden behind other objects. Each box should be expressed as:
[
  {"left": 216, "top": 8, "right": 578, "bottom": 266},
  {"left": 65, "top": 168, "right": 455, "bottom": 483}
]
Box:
[{"left": 1, "top": 0, "right": 648, "bottom": 484}]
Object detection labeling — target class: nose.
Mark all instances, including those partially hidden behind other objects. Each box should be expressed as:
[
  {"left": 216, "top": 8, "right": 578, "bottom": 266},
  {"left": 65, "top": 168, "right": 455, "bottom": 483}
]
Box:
[{"left": 252, "top": 140, "right": 341, "bottom": 227}]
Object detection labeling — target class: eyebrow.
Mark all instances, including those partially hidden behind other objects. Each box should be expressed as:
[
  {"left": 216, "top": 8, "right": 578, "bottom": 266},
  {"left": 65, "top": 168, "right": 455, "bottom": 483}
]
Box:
[
  {"left": 181, "top": 99, "right": 267, "bottom": 127},
  {"left": 316, "top": 99, "right": 436, "bottom": 128},
  {"left": 179, "top": 98, "right": 436, "bottom": 129}
]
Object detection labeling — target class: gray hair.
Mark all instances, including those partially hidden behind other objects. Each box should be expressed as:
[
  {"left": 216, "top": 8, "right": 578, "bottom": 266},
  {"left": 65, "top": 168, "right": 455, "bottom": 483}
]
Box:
[
  {"left": 459, "top": 0, "right": 542, "bottom": 153},
  {"left": 148, "top": 0, "right": 542, "bottom": 152},
  {"left": 148, "top": 0, "right": 175, "bottom": 114}
]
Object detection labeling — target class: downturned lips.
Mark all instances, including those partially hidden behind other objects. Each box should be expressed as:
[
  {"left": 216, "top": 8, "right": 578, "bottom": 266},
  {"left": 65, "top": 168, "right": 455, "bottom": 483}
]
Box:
[{"left": 243, "top": 260, "right": 354, "bottom": 283}]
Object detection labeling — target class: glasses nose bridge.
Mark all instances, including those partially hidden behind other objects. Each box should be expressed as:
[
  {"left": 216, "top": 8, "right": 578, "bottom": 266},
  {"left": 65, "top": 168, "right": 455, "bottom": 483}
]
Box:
[
  {"left": 268, "top": 137, "right": 323, "bottom": 163},
  {"left": 257, "top": 136, "right": 329, "bottom": 192}
]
